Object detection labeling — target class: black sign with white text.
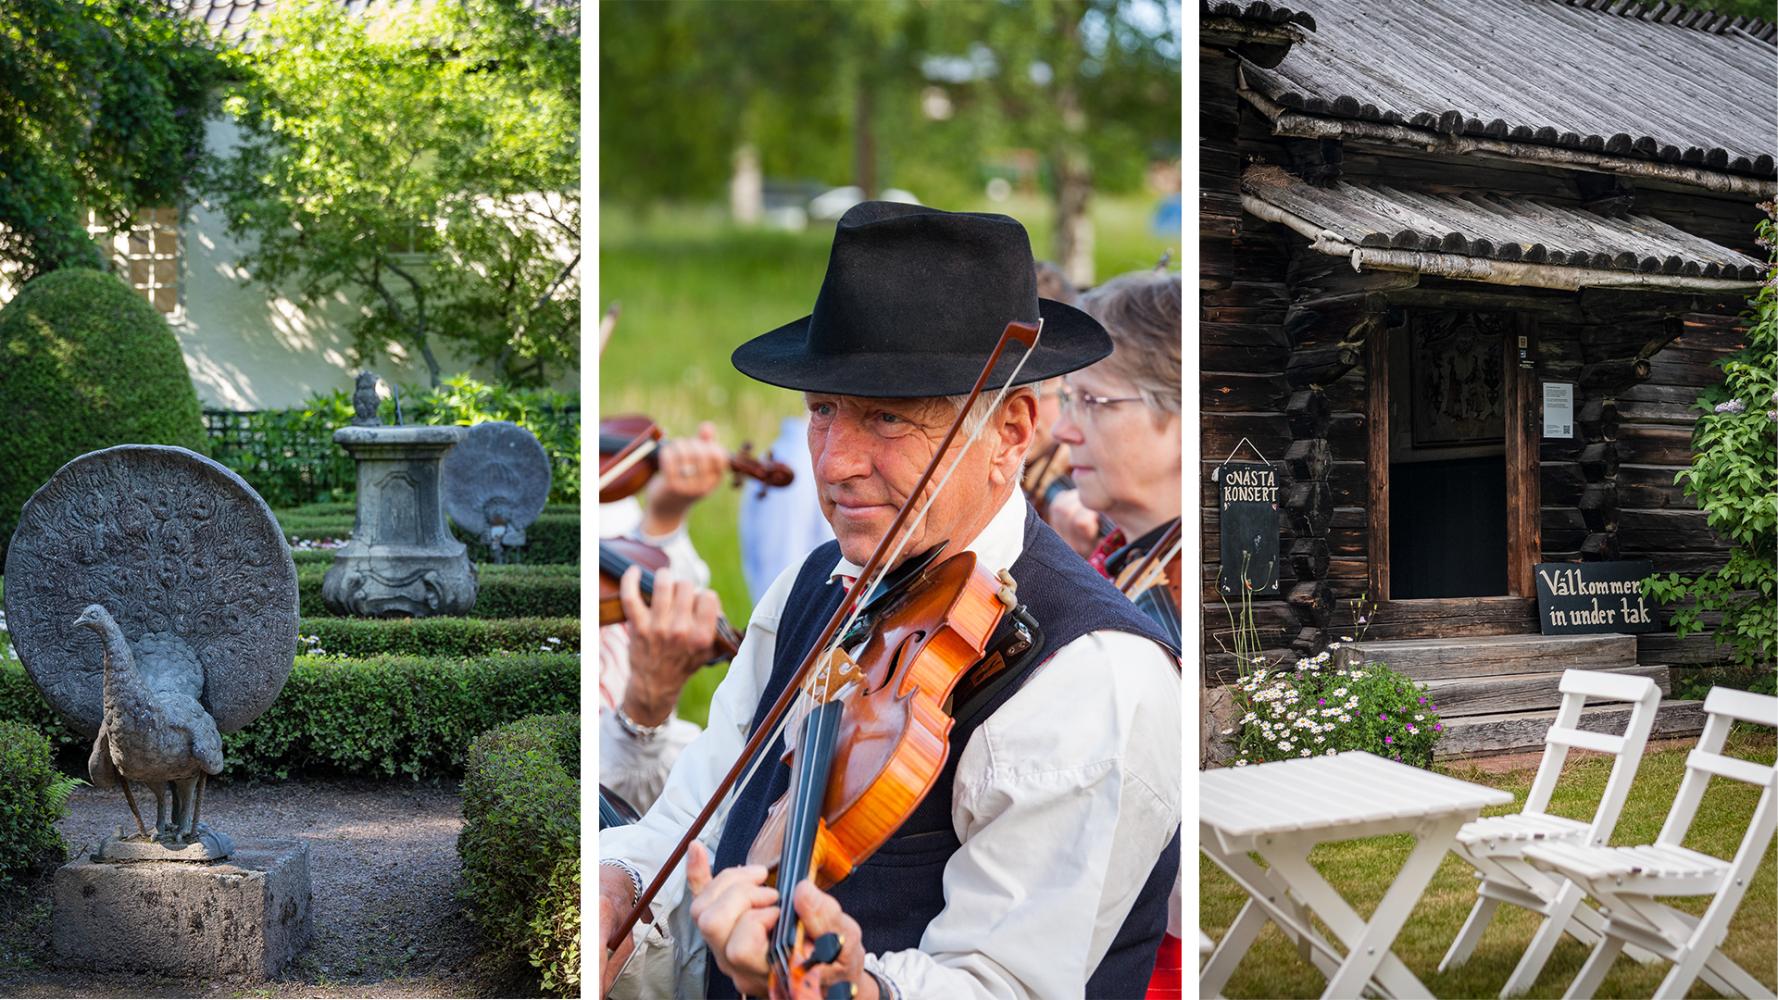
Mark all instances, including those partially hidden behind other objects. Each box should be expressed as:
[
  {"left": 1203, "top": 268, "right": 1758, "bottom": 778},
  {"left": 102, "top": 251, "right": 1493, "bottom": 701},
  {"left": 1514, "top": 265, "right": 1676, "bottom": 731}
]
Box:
[
  {"left": 1533, "top": 560, "right": 1658, "bottom": 635},
  {"left": 1216, "top": 461, "right": 1281, "bottom": 597}
]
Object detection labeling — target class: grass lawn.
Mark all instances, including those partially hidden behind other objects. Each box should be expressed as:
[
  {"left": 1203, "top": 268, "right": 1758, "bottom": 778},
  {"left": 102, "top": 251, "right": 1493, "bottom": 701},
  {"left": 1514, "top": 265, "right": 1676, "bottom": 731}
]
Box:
[
  {"left": 599, "top": 193, "right": 1175, "bottom": 726},
  {"left": 1200, "top": 731, "right": 1778, "bottom": 999}
]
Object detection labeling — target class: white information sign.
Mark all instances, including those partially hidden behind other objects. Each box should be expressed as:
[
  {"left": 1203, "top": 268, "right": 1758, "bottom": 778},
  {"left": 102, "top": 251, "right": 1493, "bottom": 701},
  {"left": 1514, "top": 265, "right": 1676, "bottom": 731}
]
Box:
[{"left": 1543, "top": 382, "right": 1574, "bottom": 439}]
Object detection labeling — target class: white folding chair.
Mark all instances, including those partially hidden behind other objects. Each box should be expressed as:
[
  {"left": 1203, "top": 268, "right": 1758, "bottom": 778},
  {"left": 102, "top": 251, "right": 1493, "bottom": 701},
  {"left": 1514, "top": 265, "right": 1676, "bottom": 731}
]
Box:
[
  {"left": 1438, "top": 669, "right": 1663, "bottom": 998},
  {"left": 1523, "top": 686, "right": 1778, "bottom": 1000}
]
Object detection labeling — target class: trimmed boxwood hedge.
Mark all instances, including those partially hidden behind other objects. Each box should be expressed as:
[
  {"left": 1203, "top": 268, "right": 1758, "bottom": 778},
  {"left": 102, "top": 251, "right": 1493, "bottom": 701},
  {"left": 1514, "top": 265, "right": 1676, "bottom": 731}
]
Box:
[
  {"left": 458, "top": 713, "right": 579, "bottom": 997},
  {"left": 297, "top": 563, "right": 579, "bottom": 619},
  {"left": 276, "top": 507, "right": 581, "bottom": 565},
  {"left": 0, "top": 654, "right": 577, "bottom": 780},
  {"left": 0, "top": 719, "right": 73, "bottom": 890},
  {"left": 0, "top": 268, "right": 208, "bottom": 560},
  {"left": 299, "top": 616, "right": 579, "bottom": 658}
]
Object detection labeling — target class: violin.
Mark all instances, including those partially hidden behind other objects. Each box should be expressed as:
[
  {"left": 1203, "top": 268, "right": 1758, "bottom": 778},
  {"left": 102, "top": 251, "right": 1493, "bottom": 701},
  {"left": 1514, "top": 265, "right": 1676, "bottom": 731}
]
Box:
[
  {"left": 1113, "top": 517, "right": 1183, "bottom": 652},
  {"left": 599, "top": 414, "right": 795, "bottom": 503},
  {"left": 754, "top": 549, "right": 1015, "bottom": 998},
  {"left": 598, "top": 535, "right": 743, "bottom": 660},
  {"left": 603, "top": 320, "right": 1044, "bottom": 997}
]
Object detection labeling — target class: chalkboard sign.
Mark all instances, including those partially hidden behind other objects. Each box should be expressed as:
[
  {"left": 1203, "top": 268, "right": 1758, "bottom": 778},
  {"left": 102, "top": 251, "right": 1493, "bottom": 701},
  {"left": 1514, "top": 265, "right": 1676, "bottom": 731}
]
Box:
[
  {"left": 1216, "top": 461, "right": 1281, "bottom": 596},
  {"left": 1533, "top": 560, "right": 1658, "bottom": 635}
]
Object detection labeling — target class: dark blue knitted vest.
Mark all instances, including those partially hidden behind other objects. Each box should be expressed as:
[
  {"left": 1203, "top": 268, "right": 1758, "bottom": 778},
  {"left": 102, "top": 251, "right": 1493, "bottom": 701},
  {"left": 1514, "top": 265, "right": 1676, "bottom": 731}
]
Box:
[{"left": 710, "top": 503, "right": 1180, "bottom": 998}]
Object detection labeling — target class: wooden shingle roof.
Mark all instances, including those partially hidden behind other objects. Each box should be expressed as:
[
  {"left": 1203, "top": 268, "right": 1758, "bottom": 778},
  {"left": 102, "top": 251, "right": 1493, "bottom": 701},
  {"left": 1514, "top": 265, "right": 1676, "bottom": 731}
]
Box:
[
  {"left": 1241, "top": 164, "right": 1765, "bottom": 291},
  {"left": 1240, "top": 0, "right": 1778, "bottom": 179}
]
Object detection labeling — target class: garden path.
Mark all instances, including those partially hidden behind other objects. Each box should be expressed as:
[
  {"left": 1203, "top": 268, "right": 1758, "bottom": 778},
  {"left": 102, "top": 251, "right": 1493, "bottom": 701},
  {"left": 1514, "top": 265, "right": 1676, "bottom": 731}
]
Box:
[{"left": 0, "top": 778, "right": 522, "bottom": 997}]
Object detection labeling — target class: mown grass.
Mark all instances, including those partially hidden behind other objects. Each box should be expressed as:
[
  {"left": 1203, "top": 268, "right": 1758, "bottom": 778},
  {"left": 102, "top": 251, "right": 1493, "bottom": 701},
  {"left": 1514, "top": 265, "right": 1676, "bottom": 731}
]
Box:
[
  {"left": 1200, "top": 732, "right": 1778, "bottom": 998},
  {"left": 599, "top": 193, "right": 1175, "bottom": 725}
]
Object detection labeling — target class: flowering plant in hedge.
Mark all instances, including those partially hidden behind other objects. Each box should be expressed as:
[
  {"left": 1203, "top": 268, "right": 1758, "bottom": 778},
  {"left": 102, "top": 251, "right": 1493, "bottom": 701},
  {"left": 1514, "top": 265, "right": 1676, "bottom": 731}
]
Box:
[{"left": 1229, "top": 646, "right": 1443, "bottom": 768}]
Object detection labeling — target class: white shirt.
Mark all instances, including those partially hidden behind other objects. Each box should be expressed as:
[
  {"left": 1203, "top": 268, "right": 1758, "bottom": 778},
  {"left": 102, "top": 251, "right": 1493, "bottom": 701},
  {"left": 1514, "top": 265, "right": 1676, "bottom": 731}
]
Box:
[
  {"left": 600, "top": 497, "right": 711, "bottom": 813},
  {"left": 602, "top": 490, "right": 1182, "bottom": 998}
]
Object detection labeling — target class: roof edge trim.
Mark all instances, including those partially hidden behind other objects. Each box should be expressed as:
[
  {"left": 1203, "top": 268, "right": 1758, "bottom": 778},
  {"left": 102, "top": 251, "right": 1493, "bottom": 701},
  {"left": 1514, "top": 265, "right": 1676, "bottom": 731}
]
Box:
[
  {"left": 1240, "top": 193, "right": 1762, "bottom": 294},
  {"left": 1239, "top": 82, "right": 1778, "bottom": 197}
]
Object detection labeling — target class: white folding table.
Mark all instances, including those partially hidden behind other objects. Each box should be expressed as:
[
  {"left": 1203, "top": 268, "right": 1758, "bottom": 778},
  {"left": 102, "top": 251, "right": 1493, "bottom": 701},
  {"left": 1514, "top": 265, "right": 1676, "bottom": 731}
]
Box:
[{"left": 1201, "top": 751, "right": 1514, "bottom": 999}]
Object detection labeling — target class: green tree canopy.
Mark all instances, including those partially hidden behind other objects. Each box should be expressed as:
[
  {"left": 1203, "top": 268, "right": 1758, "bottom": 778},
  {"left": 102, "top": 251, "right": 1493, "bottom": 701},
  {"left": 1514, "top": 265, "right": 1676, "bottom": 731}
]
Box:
[
  {"left": 0, "top": 0, "right": 222, "bottom": 280},
  {"left": 206, "top": 0, "right": 580, "bottom": 387},
  {"left": 599, "top": 0, "right": 1180, "bottom": 279}
]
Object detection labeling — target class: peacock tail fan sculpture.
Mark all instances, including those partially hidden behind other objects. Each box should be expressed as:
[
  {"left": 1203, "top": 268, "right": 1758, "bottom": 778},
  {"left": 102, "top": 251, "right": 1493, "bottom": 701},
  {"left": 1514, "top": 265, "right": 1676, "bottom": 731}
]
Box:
[{"left": 4, "top": 445, "right": 299, "bottom": 863}]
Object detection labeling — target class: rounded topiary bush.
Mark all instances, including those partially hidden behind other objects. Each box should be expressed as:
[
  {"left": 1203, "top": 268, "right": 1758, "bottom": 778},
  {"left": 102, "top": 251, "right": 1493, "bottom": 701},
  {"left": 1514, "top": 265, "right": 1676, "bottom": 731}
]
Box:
[
  {"left": 0, "top": 720, "right": 75, "bottom": 890},
  {"left": 458, "top": 712, "right": 579, "bottom": 996},
  {"left": 0, "top": 267, "right": 207, "bottom": 557}
]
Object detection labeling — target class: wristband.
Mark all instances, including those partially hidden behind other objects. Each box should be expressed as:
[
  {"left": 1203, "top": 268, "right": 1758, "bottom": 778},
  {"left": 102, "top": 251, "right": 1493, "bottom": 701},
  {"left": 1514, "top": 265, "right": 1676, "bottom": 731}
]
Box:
[
  {"left": 614, "top": 704, "right": 668, "bottom": 743},
  {"left": 600, "top": 858, "right": 644, "bottom": 907}
]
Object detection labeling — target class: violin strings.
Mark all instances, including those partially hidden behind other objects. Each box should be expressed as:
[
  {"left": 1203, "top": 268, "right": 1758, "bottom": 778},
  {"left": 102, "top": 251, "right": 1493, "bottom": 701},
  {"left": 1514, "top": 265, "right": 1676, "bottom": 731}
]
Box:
[{"left": 721, "top": 323, "right": 1044, "bottom": 842}]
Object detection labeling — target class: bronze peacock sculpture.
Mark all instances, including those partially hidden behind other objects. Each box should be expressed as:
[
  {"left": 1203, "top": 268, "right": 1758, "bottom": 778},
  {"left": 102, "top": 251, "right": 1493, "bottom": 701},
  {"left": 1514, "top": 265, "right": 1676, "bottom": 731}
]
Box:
[{"left": 75, "top": 604, "right": 225, "bottom": 843}]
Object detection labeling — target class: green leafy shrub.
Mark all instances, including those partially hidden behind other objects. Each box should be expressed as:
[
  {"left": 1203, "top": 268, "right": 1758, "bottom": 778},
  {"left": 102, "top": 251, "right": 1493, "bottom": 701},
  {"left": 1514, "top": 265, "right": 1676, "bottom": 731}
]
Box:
[
  {"left": 1229, "top": 649, "right": 1443, "bottom": 768},
  {"left": 296, "top": 563, "right": 579, "bottom": 619},
  {"left": 297, "top": 616, "right": 579, "bottom": 658},
  {"left": 0, "top": 720, "right": 77, "bottom": 889},
  {"left": 0, "top": 654, "right": 577, "bottom": 780},
  {"left": 459, "top": 713, "right": 579, "bottom": 996},
  {"left": 1644, "top": 208, "right": 1778, "bottom": 675},
  {"left": 207, "top": 376, "right": 580, "bottom": 508},
  {"left": 0, "top": 268, "right": 208, "bottom": 559}
]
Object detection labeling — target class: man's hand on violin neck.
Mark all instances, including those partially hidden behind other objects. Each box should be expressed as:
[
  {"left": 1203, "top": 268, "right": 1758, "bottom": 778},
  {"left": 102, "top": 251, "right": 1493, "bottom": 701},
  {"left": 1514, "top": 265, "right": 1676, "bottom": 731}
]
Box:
[
  {"left": 643, "top": 421, "right": 726, "bottom": 535},
  {"left": 619, "top": 564, "right": 722, "bottom": 726},
  {"left": 687, "top": 842, "right": 876, "bottom": 1000}
]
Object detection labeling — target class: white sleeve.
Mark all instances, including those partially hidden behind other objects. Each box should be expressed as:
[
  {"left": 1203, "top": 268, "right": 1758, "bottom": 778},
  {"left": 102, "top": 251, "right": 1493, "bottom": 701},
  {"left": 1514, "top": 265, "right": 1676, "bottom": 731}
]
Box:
[
  {"left": 871, "top": 631, "right": 1182, "bottom": 999},
  {"left": 598, "top": 709, "right": 703, "bottom": 815}
]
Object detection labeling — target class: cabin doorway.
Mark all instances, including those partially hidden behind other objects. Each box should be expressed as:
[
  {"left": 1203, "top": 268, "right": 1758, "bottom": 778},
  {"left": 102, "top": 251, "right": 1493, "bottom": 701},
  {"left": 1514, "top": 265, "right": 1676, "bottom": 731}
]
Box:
[{"left": 1368, "top": 308, "right": 1539, "bottom": 602}]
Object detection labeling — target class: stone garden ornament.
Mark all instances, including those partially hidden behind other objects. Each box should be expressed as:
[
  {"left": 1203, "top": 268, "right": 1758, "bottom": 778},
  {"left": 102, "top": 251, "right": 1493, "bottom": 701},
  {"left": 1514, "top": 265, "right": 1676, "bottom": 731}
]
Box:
[
  {"left": 441, "top": 420, "right": 551, "bottom": 563},
  {"left": 323, "top": 373, "right": 477, "bottom": 616},
  {"left": 3, "top": 445, "right": 300, "bottom": 862}
]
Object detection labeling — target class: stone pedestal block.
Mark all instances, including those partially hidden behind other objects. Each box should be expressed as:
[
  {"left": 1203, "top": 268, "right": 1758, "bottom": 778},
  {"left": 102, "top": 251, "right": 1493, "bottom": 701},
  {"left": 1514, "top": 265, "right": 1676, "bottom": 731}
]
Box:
[
  {"left": 323, "top": 424, "right": 477, "bottom": 617},
  {"left": 51, "top": 841, "right": 311, "bottom": 980}
]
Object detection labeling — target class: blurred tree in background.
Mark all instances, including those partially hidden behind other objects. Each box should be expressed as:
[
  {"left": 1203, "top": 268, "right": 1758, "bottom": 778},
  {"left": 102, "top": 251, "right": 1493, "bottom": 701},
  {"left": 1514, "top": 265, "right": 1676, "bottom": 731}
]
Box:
[
  {"left": 599, "top": 0, "right": 1180, "bottom": 285},
  {"left": 0, "top": 0, "right": 223, "bottom": 280},
  {"left": 206, "top": 0, "right": 580, "bottom": 388}
]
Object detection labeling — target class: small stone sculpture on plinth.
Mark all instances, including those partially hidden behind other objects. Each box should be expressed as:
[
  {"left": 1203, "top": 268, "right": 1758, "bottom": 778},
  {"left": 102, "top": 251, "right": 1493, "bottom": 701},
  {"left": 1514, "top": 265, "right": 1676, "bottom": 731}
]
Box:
[
  {"left": 322, "top": 374, "right": 477, "bottom": 616},
  {"left": 3, "top": 444, "right": 311, "bottom": 979},
  {"left": 441, "top": 420, "right": 552, "bottom": 564}
]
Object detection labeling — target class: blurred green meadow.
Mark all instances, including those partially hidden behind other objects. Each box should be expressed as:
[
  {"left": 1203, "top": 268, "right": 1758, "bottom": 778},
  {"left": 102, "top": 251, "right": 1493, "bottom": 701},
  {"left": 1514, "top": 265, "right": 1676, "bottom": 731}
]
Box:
[{"left": 600, "top": 192, "right": 1176, "bottom": 724}]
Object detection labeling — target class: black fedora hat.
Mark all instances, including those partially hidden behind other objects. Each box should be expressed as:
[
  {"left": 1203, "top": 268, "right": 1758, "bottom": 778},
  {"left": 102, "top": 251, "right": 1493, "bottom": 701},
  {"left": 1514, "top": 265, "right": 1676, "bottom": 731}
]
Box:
[{"left": 731, "top": 201, "right": 1111, "bottom": 398}]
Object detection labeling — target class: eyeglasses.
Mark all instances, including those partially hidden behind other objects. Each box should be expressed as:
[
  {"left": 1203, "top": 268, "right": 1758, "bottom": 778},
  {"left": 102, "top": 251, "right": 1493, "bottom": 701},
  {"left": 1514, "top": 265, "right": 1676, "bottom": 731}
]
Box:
[{"left": 1058, "top": 381, "right": 1145, "bottom": 420}]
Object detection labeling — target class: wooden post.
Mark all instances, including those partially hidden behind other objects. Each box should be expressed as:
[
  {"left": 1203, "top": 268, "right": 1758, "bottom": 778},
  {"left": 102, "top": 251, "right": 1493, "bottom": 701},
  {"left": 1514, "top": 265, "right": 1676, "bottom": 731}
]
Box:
[
  {"left": 1504, "top": 314, "right": 1541, "bottom": 596},
  {"left": 1366, "top": 318, "right": 1391, "bottom": 601}
]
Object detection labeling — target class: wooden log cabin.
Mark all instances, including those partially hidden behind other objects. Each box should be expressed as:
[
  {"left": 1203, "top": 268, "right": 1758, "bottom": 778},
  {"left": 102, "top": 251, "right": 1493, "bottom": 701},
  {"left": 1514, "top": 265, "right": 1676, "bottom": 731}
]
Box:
[{"left": 1200, "top": 0, "right": 1776, "bottom": 754}]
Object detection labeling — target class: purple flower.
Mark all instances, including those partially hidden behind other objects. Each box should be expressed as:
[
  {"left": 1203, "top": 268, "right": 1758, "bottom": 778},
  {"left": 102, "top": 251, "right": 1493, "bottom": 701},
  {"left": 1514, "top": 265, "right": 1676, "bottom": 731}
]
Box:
[
  {"left": 1418, "top": 697, "right": 1427, "bottom": 705},
  {"left": 1318, "top": 698, "right": 1326, "bottom": 706},
  {"left": 1715, "top": 399, "right": 1747, "bottom": 414},
  {"left": 1434, "top": 723, "right": 1443, "bottom": 732},
  {"left": 1384, "top": 735, "right": 1394, "bottom": 745},
  {"left": 1379, "top": 713, "right": 1388, "bottom": 721}
]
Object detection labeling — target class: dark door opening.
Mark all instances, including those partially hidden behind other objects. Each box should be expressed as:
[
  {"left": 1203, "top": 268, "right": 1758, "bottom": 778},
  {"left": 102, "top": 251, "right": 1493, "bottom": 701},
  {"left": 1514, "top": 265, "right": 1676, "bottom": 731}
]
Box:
[{"left": 1387, "top": 310, "right": 1511, "bottom": 599}]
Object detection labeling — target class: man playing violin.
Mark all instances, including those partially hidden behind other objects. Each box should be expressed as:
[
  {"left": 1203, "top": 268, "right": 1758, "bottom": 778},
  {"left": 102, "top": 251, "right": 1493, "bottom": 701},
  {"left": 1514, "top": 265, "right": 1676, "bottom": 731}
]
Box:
[{"left": 601, "top": 202, "right": 1181, "bottom": 999}]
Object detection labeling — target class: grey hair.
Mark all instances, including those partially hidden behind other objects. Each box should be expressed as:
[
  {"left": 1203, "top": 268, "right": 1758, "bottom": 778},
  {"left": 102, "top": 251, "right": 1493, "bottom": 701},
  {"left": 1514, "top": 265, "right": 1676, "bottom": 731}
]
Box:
[{"left": 947, "top": 384, "right": 1036, "bottom": 438}]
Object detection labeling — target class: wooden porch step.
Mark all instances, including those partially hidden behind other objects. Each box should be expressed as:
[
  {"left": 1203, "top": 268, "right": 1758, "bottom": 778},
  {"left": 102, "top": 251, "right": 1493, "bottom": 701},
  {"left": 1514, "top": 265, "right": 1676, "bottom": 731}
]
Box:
[
  {"left": 1359, "top": 596, "right": 1539, "bottom": 641},
  {"left": 1424, "top": 664, "right": 1668, "bottom": 718},
  {"left": 1435, "top": 699, "right": 1706, "bottom": 759},
  {"left": 1354, "top": 633, "right": 1641, "bottom": 681}
]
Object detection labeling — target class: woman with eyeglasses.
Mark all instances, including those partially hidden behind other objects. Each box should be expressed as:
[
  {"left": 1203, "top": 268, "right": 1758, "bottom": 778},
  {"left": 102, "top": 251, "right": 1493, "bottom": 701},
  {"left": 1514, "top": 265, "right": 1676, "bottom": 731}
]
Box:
[{"left": 1051, "top": 268, "right": 1184, "bottom": 1000}]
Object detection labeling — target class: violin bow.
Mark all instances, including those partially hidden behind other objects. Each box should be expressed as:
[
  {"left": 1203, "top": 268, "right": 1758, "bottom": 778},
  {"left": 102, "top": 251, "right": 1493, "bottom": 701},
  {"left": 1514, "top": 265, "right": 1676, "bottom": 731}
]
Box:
[
  {"left": 597, "top": 426, "right": 660, "bottom": 494},
  {"left": 606, "top": 318, "right": 1043, "bottom": 953}
]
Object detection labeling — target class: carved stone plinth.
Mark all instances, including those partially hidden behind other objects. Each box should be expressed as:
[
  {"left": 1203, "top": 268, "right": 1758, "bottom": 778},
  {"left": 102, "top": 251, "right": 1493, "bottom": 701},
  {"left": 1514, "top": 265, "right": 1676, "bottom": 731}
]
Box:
[
  {"left": 323, "top": 425, "right": 477, "bottom": 617},
  {"left": 51, "top": 841, "right": 311, "bottom": 979}
]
